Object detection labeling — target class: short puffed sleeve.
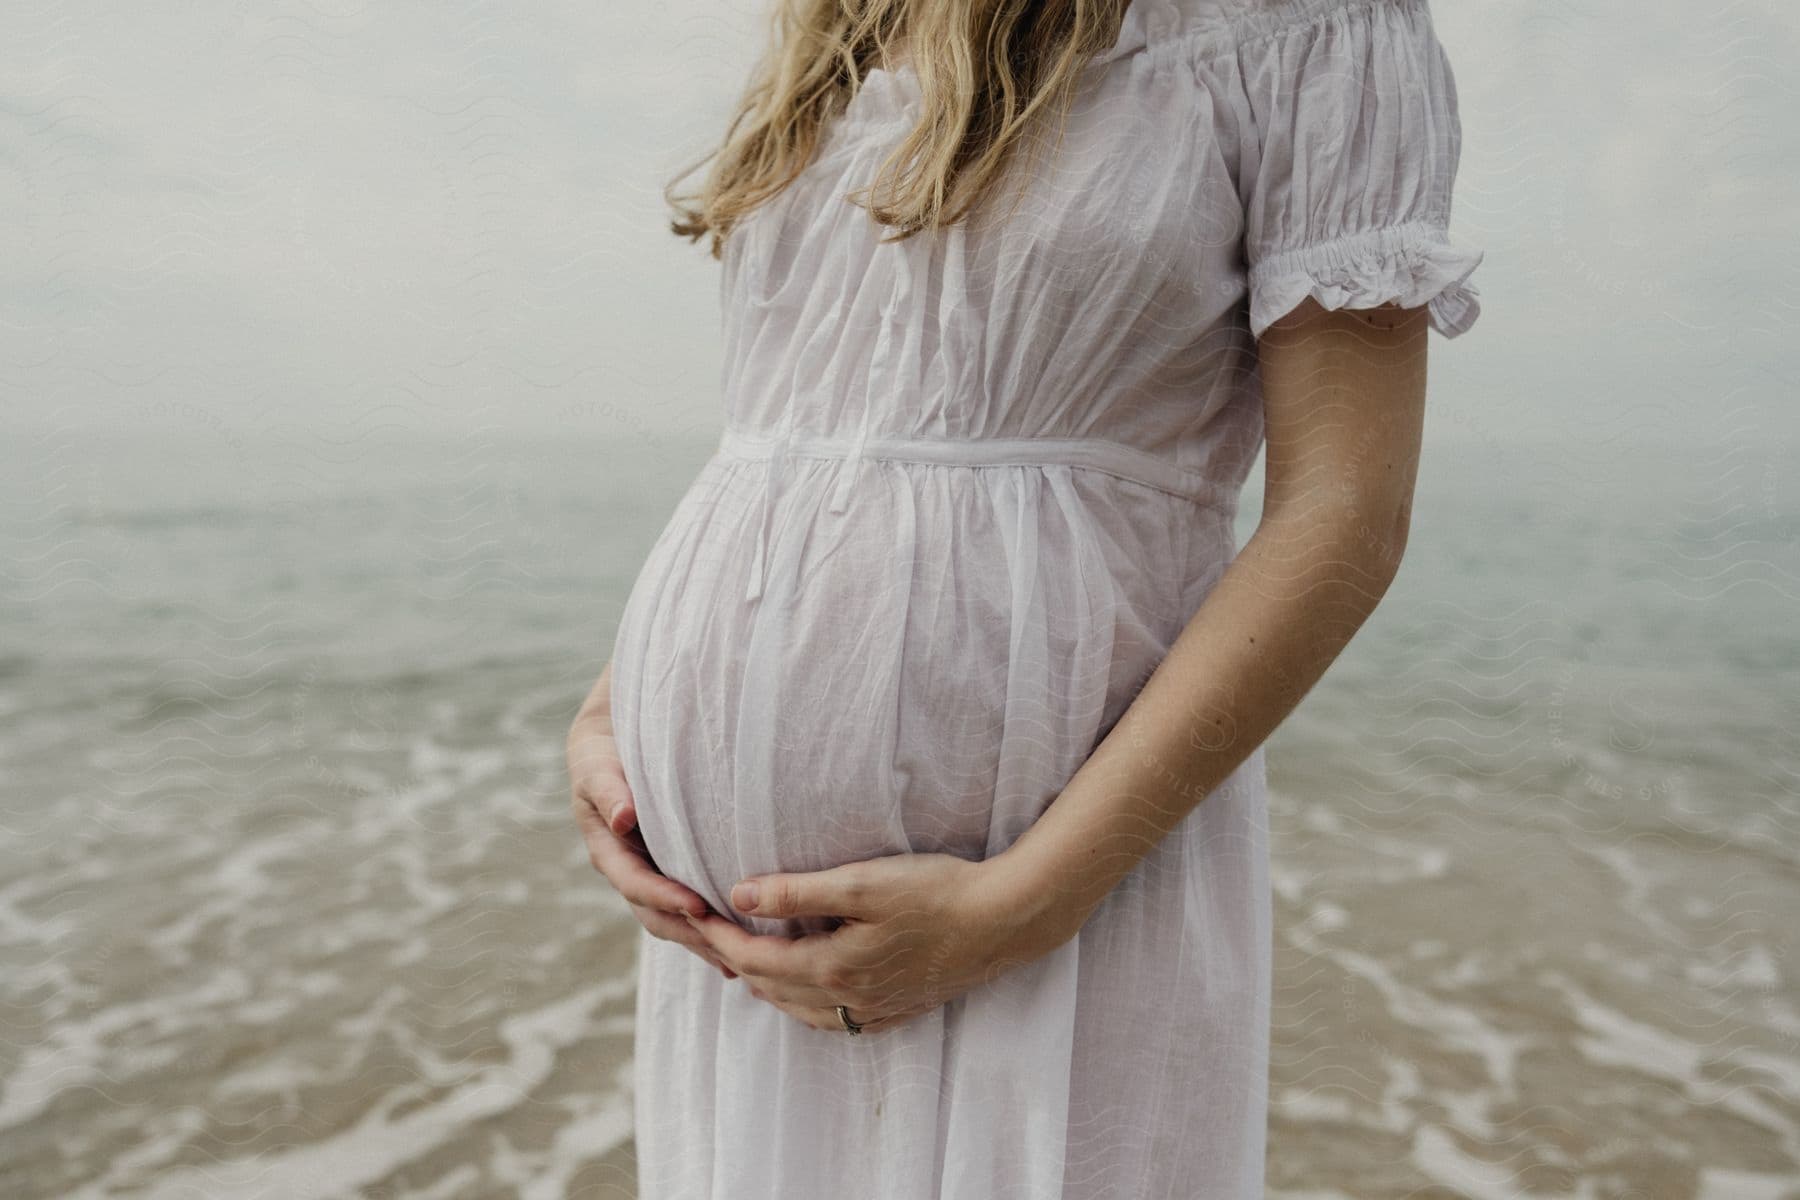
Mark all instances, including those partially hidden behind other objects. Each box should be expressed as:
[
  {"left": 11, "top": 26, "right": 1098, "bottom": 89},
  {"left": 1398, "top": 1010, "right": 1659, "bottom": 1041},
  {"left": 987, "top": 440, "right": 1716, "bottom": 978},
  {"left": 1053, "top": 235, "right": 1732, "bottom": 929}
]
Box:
[{"left": 1233, "top": 0, "right": 1485, "bottom": 340}]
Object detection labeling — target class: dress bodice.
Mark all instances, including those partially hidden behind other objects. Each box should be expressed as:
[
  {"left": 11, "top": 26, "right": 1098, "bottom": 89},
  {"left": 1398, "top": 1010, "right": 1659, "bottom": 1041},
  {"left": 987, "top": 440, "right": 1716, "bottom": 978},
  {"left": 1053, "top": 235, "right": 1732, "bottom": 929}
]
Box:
[{"left": 711, "top": 0, "right": 1483, "bottom": 600}]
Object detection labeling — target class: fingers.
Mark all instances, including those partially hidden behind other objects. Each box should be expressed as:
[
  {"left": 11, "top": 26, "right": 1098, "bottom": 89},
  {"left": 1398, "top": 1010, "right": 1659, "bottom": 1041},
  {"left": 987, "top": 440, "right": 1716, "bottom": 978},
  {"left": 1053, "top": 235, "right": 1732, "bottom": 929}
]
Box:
[
  {"left": 830, "top": 1007, "right": 911, "bottom": 1036},
  {"left": 731, "top": 861, "right": 880, "bottom": 922},
  {"left": 566, "top": 722, "right": 636, "bottom": 835},
  {"left": 688, "top": 913, "right": 882, "bottom": 1018},
  {"left": 735, "top": 983, "right": 917, "bottom": 1036},
  {"left": 635, "top": 904, "right": 738, "bottom": 980},
  {"left": 691, "top": 915, "right": 932, "bottom": 1033},
  {"left": 682, "top": 909, "right": 831, "bottom": 988},
  {"left": 606, "top": 800, "right": 635, "bottom": 838},
  {"left": 739, "top": 979, "right": 838, "bottom": 1031},
  {"left": 570, "top": 764, "right": 636, "bottom": 836},
  {"left": 574, "top": 792, "right": 709, "bottom": 917},
  {"left": 595, "top": 827, "right": 710, "bottom": 916}
]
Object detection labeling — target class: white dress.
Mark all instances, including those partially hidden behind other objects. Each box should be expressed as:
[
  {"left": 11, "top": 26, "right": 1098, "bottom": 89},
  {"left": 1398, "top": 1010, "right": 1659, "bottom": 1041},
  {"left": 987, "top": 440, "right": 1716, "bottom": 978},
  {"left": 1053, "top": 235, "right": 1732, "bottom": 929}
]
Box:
[{"left": 609, "top": 0, "right": 1484, "bottom": 1195}]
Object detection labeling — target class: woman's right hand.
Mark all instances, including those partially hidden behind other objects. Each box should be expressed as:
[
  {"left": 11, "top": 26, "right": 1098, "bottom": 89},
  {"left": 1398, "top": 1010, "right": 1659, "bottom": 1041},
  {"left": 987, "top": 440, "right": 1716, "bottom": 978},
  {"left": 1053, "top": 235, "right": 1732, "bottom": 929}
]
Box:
[{"left": 567, "top": 663, "right": 738, "bottom": 981}]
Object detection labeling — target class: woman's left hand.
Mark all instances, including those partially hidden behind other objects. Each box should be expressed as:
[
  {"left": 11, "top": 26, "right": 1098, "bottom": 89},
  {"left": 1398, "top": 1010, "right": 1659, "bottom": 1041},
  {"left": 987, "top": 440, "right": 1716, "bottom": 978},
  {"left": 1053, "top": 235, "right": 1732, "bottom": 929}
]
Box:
[{"left": 682, "top": 850, "right": 1079, "bottom": 1036}]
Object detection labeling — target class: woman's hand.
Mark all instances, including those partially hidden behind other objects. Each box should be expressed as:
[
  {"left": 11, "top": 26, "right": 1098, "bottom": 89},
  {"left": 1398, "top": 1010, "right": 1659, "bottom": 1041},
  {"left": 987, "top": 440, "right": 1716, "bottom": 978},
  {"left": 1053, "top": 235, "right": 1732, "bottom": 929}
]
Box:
[
  {"left": 567, "top": 663, "right": 739, "bottom": 981},
  {"left": 682, "top": 849, "right": 1084, "bottom": 1035}
]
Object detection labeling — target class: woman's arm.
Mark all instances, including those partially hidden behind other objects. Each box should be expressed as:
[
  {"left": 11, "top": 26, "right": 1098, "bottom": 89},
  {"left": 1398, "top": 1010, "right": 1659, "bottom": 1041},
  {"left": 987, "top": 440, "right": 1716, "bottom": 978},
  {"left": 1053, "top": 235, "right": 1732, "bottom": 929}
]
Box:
[{"left": 987, "top": 297, "right": 1431, "bottom": 941}]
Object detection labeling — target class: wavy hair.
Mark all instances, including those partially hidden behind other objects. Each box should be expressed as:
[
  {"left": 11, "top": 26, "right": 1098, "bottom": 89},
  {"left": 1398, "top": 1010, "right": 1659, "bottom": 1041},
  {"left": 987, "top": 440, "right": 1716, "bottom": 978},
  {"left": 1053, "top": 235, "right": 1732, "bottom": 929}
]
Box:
[{"left": 666, "top": 0, "right": 1132, "bottom": 256}]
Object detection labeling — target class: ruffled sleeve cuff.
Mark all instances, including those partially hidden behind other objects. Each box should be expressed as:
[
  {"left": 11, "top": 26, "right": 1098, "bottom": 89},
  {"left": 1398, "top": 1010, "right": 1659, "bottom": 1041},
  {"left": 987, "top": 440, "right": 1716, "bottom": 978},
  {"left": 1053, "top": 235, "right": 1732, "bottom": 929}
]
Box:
[{"left": 1245, "top": 218, "right": 1485, "bottom": 339}]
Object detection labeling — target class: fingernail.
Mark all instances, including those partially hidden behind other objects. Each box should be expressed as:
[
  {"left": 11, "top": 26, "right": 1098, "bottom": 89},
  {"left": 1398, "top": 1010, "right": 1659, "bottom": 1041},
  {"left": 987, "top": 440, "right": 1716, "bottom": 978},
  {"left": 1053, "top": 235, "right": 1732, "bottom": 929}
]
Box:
[{"left": 731, "top": 881, "right": 759, "bottom": 912}]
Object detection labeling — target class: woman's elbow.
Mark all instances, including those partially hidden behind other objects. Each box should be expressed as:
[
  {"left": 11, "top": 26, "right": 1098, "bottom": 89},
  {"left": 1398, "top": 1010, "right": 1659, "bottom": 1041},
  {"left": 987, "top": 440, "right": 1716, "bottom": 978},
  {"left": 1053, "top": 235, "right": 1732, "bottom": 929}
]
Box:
[
  {"left": 1321, "top": 489, "right": 1414, "bottom": 601},
  {"left": 1362, "top": 496, "right": 1412, "bottom": 591}
]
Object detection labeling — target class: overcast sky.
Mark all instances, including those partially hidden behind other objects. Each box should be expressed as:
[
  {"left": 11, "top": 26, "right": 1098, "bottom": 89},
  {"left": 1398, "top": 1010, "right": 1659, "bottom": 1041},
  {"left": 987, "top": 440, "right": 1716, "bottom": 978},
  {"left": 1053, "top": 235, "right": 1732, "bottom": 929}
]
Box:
[{"left": 2, "top": 0, "right": 1795, "bottom": 451}]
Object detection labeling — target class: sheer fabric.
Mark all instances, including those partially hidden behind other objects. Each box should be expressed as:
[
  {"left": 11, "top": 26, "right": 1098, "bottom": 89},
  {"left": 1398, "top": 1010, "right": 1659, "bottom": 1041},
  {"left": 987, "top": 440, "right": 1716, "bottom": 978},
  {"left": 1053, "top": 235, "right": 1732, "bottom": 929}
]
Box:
[{"left": 608, "top": 1, "right": 1483, "bottom": 1196}]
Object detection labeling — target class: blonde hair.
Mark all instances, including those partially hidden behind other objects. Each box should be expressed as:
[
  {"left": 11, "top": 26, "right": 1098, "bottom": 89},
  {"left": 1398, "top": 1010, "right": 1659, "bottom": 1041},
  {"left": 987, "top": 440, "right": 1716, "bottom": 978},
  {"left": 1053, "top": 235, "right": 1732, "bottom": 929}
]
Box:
[{"left": 666, "top": 0, "right": 1132, "bottom": 256}]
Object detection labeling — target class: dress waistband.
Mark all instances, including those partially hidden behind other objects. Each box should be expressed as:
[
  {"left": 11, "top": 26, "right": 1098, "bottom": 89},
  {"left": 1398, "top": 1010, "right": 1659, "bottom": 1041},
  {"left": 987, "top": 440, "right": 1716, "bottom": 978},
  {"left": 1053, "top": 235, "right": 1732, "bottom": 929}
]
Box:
[
  {"left": 719, "top": 425, "right": 1238, "bottom": 604},
  {"left": 717, "top": 426, "right": 1236, "bottom": 509}
]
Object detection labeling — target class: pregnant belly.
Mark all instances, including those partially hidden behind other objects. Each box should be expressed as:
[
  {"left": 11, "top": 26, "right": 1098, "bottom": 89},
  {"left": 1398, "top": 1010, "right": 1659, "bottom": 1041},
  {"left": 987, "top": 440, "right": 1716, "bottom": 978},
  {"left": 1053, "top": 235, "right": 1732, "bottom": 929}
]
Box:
[{"left": 607, "top": 454, "right": 1228, "bottom": 934}]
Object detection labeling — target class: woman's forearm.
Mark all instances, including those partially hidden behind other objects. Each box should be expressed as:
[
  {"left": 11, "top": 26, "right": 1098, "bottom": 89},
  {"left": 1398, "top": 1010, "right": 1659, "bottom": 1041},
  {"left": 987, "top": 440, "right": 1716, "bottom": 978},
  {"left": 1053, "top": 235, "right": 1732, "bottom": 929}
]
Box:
[{"left": 986, "top": 498, "right": 1407, "bottom": 936}]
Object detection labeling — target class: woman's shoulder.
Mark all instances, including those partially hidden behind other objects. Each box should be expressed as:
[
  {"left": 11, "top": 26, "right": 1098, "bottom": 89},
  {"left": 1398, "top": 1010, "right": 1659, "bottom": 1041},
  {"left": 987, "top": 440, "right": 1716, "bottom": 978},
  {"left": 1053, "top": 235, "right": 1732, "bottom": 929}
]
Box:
[
  {"left": 1158, "top": 0, "right": 1437, "bottom": 56},
  {"left": 1092, "top": 0, "right": 1433, "bottom": 73}
]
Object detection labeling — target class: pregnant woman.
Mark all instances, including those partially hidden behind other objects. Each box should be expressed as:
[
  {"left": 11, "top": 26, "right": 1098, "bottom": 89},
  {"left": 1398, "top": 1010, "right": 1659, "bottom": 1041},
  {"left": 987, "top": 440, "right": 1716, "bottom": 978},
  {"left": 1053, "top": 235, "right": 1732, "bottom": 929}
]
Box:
[{"left": 568, "top": 0, "right": 1484, "bottom": 1194}]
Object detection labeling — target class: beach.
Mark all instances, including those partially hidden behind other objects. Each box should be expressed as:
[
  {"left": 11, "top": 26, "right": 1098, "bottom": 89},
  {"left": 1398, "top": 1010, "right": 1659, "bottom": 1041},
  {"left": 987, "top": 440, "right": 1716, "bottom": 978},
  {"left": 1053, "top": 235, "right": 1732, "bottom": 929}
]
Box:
[{"left": 1, "top": 427, "right": 1795, "bottom": 1198}]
